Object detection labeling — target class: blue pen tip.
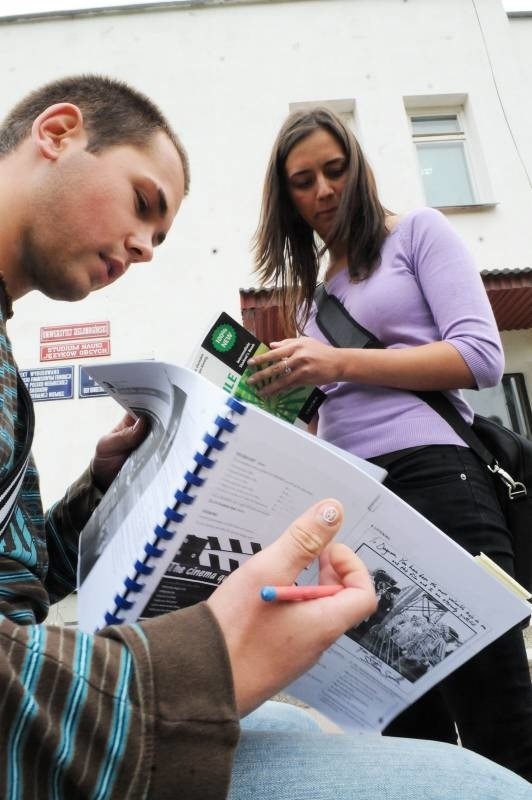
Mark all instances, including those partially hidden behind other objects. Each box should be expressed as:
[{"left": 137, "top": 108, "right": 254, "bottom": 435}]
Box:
[{"left": 260, "top": 586, "right": 276, "bottom": 601}]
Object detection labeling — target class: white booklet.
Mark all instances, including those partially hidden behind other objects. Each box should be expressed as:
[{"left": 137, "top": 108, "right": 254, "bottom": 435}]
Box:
[{"left": 77, "top": 360, "right": 530, "bottom": 733}]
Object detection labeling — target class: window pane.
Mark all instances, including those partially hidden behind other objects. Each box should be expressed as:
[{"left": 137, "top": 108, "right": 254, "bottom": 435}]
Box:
[
  {"left": 462, "top": 384, "right": 513, "bottom": 429},
  {"left": 411, "top": 115, "right": 460, "bottom": 135},
  {"left": 463, "top": 375, "right": 532, "bottom": 439},
  {"left": 503, "top": 375, "right": 532, "bottom": 438},
  {"left": 416, "top": 141, "right": 475, "bottom": 206}
]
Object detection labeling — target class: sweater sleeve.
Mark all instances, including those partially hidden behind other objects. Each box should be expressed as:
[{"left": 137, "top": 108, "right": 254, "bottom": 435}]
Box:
[
  {"left": 44, "top": 466, "right": 104, "bottom": 603},
  {"left": 403, "top": 208, "right": 504, "bottom": 389},
  {"left": 0, "top": 602, "right": 239, "bottom": 800},
  {"left": 108, "top": 603, "right": 240, "bottom": 800}
]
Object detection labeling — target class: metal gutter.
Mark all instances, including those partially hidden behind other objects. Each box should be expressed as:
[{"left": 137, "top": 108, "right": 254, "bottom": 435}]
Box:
[{"left": 0, "top": 0, "right": 305, "bottom": 25}]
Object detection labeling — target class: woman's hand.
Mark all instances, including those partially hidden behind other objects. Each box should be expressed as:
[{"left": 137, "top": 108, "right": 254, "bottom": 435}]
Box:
[
  {"left": 207, "top": 498, "right": 377, "bottom": 717},
  {"left": 247, "top": 336, "right": 343, "bottom": 396}
]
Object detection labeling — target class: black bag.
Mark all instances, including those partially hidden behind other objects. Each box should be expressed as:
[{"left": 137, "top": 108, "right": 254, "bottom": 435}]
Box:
[
  {"left": 314, "top": 283, "right": 532, "bottom": 591},
  {"left": 470, "top": 415, "right": 532, "bottom": 591}
]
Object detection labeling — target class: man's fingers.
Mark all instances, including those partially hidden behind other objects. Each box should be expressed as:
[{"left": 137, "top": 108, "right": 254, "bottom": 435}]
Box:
[
  {"left": 122, "top": 415, "right": 148, "bottom": 446},
  {"left": 327, "top": 543, "right": 375, "bottom": 592},
  {"left": 115, "top": 413, "right": 138, "bottom": 432},
  {"left": 253, "top": 499, "right": 344, "bottom": 582},
  {"left": 102, "top": 415, "right": 147, "bottom": 456},
  {"left": 325, "top": 543, "right": 378, "bottom": 628}
]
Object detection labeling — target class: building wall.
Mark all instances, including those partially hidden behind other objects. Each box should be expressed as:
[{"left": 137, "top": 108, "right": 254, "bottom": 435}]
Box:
[{"left": 0, "top": 0, "right": 531, "bottom": 505}]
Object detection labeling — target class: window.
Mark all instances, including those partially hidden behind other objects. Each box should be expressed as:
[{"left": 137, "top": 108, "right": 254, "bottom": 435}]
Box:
[
  {"left": 463, "top": 373, "right": 532, "bottom": 439},
  {"left": 409, "top": 111, "right": 476, "bottom": 208},
  {"left": 404, "top": 94, "right": 494, "bottom": 210}
]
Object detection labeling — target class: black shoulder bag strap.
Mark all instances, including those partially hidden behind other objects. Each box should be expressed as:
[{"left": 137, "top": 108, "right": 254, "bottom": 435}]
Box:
[
  {"left": 314, "top": 283, "right": 384, "bottom": 350},
  {"left": 0, "top": 374, "right": 34, "bottom": 537},
  {"left": 313, "top": 282, "right": 518, "bottom": 490}
]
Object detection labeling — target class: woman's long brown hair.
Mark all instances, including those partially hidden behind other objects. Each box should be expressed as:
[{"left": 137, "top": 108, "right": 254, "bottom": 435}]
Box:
[{"left": 253, "top": 107, "right": 389, "bottom": 334}]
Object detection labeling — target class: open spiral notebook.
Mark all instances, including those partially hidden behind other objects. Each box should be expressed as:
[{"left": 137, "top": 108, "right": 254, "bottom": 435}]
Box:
[
  {"left": 77, "top": 361, "right": 530, "bottom": 733},
  {"left": 77, "top": 361, "right": 384, "bottom": 633}
]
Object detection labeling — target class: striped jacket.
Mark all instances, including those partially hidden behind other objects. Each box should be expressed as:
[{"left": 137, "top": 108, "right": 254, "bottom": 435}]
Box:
[{"left": 0, "top": 288, "right": 238, "bottom": 799}]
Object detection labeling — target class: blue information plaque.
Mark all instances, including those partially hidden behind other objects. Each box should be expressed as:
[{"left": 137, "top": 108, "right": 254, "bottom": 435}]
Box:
[
  {"left": 79, "top": 366, "right": 108, "bottom": 399},
  {"left": 20, "top": 366, "right": 74, "bottom": 402}
]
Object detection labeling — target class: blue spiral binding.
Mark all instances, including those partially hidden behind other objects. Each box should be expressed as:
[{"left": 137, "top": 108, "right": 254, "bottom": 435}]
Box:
[
  {"left": 194, "top": 451, "right": 216, "bottom": 469},
  {"left": 114, "top": 593, "right": 134, "bottom": 610},
  {"left": 174, "top": 490, "right": 195, "bottom": 505},
  {"left": 124, "top": 576, "right": 144, "bottom": 592},
  {"left": 134, "top": 559, "right": 154, "bottom": 575},
  {"left": 145, "top": 542, "right": 166, "bottom": 558},
  {"left": 164, "top": 507, "right": 186, "bottom": 522},
  {"left": 227, "top": 396, "right": 246, "bottom": 414},
  {"left": 159, "top": 516, "right": 181, "bottom": 534},
  {"left": 203, "top": 432, "right": 226, "bottom": 451},
  {"left": 104, "top": 394, "right": 247, "bottom": 625},
  {"left": 184, "top": 470, "right": 204, "bottom": 487},
  {"left": 215, "top": 415, "right": 236, "bottom": 433},
  {"left": 104, "top": 611, "right": 123, "bottom": 626}
]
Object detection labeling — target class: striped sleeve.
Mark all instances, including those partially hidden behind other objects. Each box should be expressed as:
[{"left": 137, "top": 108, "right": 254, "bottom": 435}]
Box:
[
  {"left": 0, "top": 614, "right": 150, "bottom": 800},
  {"left": 0, "top": 603, "right": 239, "bottom": 800},
  {"left": 44, "top": 468, "right": 103, "bottom": 604}
]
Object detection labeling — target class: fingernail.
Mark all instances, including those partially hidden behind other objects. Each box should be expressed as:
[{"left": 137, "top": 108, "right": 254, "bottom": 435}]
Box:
[{"left": 318, "top": 504, "right": 339, "bottom": 525}]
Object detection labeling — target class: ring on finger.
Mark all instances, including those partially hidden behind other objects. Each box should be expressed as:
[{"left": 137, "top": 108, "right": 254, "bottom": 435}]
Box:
[{"left": 282, "top": 357, "right": 292, "bottom": 376}]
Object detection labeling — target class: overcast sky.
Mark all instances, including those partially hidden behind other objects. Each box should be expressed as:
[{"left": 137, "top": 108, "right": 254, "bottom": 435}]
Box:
[
  {"left": 503, "top": 0, "right": 532, "bottom": 10},
  {"left": 0, "top": 0, "right": 530, "bottom": 18}
]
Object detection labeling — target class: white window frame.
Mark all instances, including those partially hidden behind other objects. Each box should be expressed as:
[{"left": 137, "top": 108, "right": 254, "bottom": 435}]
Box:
[{"left": 404, "top": 94, "right": 495, "bottom": 212}]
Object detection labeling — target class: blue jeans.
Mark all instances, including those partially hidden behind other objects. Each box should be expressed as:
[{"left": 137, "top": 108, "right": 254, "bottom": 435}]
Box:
[
  {"left": 374, "top": 445, "right": 532, "bottom": 780},
  {"left": 242, "top": 701, "right": 323, "bottom": 732},
  {"left": 229, "top": 702, "right": 532, "bottom": 799}
]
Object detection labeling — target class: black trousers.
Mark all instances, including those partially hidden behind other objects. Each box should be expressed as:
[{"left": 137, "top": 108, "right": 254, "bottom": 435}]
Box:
[{"left": 374, "top": 445, "right": 532, "bottom": 782}]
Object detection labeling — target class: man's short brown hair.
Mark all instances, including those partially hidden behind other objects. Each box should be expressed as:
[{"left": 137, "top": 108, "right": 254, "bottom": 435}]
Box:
[{"left": 0, "top": 74, "right": 190, "bottom": 192}]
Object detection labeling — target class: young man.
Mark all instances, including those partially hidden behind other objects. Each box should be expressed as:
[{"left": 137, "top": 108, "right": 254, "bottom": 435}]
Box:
[{"left": 0, "top": 76, "right": 529, "bottom": 800}]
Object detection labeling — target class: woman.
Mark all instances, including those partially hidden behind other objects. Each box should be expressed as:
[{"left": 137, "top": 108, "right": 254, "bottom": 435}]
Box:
[{"left": 247, "top": 106, "right": 532, "bottom": 781}]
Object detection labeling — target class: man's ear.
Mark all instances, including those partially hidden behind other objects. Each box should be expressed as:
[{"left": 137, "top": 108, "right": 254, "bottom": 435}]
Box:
[{"left": 31, "top": 102, "right": 88, "bottom": 160}]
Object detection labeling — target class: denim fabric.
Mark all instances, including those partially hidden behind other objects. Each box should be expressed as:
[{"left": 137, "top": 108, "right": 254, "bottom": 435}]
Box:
[
  {"left": 241, "top": 701, "right": 323, "bottom": 732},
  {"left": 378, "top": 445, "right": 532, "bottom": 781},
  {"left": 229, "top": 731, "right": 532, "bottom": 799}
]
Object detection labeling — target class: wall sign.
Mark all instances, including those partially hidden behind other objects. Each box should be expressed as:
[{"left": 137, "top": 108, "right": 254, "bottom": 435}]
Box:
[
  {"left": 40, "top": 339, "right": 111, "bottom": 362},
  {"left": 40, "top": 321, "right": 110, "bottom": 343},
  {"left": 79, "top": 366, "right": 108, "bottom": 399},
  {"left": 20, "top": 366, "right": 74, "bottom": 402}
]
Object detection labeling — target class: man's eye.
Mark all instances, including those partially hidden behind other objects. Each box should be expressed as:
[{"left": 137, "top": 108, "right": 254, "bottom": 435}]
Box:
[{"left": 135, "top": 190, "right": 148, "bottom": 213}]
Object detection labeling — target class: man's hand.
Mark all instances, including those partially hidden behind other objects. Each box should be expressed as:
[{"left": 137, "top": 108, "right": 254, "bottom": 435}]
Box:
[
  {"left": 90, "top": 414, "right": 148, "bottom": 492},
  {"left": 207, "top": 499, "right": 377, "bottom": 717}
]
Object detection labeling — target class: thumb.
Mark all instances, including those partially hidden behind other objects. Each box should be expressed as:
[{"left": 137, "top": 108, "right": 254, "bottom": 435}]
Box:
[{"left": 254, "top": 499, "right": 344, "bottom": 584}]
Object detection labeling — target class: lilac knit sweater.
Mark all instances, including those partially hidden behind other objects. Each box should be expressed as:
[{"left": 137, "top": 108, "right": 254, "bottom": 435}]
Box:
[{"left": 303, "top": 208, "right": 504, "bottom": 459}]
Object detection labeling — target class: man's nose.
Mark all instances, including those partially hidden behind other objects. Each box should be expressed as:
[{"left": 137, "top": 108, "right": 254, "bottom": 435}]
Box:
[{"left": 126, "top": 230, "right": 154, "bottom": 263}]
